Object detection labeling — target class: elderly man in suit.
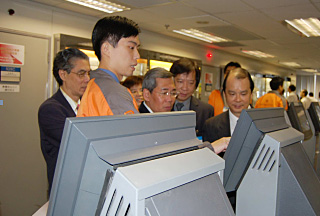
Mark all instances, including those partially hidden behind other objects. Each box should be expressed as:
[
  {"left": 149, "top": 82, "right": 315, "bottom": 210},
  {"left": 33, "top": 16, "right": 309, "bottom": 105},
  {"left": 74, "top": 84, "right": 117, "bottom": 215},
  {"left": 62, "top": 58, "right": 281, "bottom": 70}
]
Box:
[
  {"left": 139, "top": 67, "right": 177, "bottom": 113},
  {"left": 170, "top": 58, "right": 214, "bottom": 137},
  {"left": 202, "top": 68, "right": 254, "bottom": 155},
  {"left": 38, "top": 48, "right": 90, "bottom": 194}
]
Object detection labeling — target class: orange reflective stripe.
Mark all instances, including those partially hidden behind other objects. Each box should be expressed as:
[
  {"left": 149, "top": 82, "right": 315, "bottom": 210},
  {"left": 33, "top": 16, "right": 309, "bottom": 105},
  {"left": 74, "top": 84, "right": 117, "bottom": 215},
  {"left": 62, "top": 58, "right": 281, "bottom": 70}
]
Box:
[
  {"left": 124, "top": 110, "right": 135, "bottom": 115},
  {"left": 127, "top": 88, "right": 139, "bottom": 112},
  {"left": 77, "top": 79, "right": 114, "bottom": 117}
]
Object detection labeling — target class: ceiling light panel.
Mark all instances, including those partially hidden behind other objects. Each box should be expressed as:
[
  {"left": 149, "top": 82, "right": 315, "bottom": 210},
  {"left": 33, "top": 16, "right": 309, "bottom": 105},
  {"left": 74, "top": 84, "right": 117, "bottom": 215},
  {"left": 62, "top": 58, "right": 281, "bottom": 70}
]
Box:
[
  {"left": 301, "top": 68, "right": 318, "bottom": 73},
  {"left": 279, "top": 62, "right": 301, "bottom": 67},
  {"left": 65, "top": 0, "right": 130, "bottom": 13},
  {"left": 285, "top": 18, "right": 320, "bottom": 37},
  {"left": 173, "top": 29, "right": 229, "bottom": 43},
  {"left": 241, "top": 50, "right": 275, "bottom": 58}
]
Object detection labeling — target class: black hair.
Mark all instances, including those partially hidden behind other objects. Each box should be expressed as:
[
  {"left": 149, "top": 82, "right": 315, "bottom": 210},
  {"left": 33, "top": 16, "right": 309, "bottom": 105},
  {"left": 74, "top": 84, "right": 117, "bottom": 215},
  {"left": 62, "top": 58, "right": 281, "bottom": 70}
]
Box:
[
  {"left": 223, "top": 68, "right": 254, "bottom": 93},
  {"left": 270, "top": 77, "right": 284, "bottom": 91},
  {"left": 122, "top": 75, "right": 143, "bottom": 89},
  {"left": 224, "top": 61, "right": 241, "bottom": 74},
  {"left": 301, "top": 89, "right": 308, "bottom": 97},
  {"left": 92, "top": 16, "right": 140, "bottom": 61},
  {"left": 170, "top": 58, "right": 201, "bottom": 88},
  {"left": 288, "top": 84, "right": 296, "bottom": 91},
  {"left": 53, "top": 48, "right": 89, "bottom": 86}
]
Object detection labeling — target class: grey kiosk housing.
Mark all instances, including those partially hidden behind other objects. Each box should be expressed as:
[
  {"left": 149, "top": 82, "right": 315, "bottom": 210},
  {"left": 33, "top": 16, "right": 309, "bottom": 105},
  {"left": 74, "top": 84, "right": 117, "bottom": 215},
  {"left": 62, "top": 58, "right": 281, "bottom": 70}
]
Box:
[
  {"left": 47, "top": 111, "right": 234, "bottom": 216},
  {"left": 287, "top": 102, "right": 316, "bottom": 164},
  {"left": 224, "top": 108, "right": 320, "bottom": 216}
]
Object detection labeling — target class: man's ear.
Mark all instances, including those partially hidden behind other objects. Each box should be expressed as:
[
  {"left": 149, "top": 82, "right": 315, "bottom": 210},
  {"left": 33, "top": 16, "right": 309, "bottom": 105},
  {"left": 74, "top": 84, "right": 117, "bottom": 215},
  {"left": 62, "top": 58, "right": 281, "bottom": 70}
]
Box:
[
  {"left": 58, "top": 69, "right": 67, "bottom": 82},
  {"left": 101, "top": 41, "right": 112, "bottom": 58},
  {"left": 143, "top": 89, "right": 151, "bottom": 102}
]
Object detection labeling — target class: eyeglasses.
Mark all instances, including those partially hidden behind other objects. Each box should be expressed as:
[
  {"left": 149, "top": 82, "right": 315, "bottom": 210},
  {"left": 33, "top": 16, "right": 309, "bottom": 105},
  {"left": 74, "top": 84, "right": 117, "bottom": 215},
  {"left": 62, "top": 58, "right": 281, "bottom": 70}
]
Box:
[
  {"left": 70, "top": 70, "right": 91, "bottom": 79},
  {"left": 156, "top": 91, "right": 179, "bottom": 98}
]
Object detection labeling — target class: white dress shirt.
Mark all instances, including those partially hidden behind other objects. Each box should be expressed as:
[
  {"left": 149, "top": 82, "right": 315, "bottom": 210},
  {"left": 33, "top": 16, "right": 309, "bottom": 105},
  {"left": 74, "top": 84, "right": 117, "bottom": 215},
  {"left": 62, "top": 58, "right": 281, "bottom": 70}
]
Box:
[{"left": 60, "top": 88, "right": 80, "bottom": 115}]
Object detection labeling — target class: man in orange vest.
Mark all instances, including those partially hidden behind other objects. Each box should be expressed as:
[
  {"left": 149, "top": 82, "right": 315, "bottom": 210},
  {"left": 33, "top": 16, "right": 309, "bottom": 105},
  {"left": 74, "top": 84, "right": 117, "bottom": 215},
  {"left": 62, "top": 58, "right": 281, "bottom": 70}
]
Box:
[
  {"left": 255, "top": 76, "right": 288, "bottom": 110},
  {"left": 78, "top": 16, "right": 141, "bottom": 117},
  {"left": 208, "top": 62, "right": 241, "bottom": 116}
]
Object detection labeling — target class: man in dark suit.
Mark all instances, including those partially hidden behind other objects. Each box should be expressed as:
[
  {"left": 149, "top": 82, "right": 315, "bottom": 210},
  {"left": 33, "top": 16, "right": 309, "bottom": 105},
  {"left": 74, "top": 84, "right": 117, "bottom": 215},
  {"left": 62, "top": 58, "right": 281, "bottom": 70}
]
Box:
[
  {"left": 202, "top": 68, "right": 254, "bottom": 153},
  {"left": 139, "top": 67, "right": 177, "bottom": 113},
  {"left": 38, "top": 48, "right": 90, "bottom": 194},
  {"left": 170, "top": 58, "right": 214, "bottom": 137},
  {"left": 203, "top": 67, "right": 254, "bottom": 210}
]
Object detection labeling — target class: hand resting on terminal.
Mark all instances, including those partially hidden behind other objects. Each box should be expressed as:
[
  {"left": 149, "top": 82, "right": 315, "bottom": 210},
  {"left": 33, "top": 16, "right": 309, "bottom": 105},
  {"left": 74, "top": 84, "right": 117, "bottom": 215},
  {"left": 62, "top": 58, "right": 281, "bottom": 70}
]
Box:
[{"left": 199, "top": 137, "right": 231, "bottom": 154}]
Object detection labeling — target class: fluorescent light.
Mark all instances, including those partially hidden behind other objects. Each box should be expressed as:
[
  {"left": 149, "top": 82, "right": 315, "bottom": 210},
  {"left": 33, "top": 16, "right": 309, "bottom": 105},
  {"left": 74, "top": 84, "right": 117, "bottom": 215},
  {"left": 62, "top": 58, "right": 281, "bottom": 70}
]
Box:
[
  {"left": 301, "top": 68, "right": 318, "bottom": 73},
  {"left": 65, "top": 0, "right": 130, "bottom": 13},
  {"left": 285, "top": 18, "right": 320, "bottom": 37},
  {"left": 173, "top": 29, "right": 229, "bottom": 43},
  {"left": 241, "top": 50, "right": 275, "bottom": 58},
  {"left": 279, "top": 62, "right": 301, "bottom": 67}
]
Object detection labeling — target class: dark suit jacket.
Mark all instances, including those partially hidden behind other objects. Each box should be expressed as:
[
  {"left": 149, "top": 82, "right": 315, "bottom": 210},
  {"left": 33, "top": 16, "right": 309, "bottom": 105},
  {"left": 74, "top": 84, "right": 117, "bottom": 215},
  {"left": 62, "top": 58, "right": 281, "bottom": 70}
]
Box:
[
  {"left": 189, "top": 96, "right": 214, "bottom": 137},
  {"left": 139, "top": 102, "right": 150, "bottom": 113},
  {"left": 38, "top": 89, "right": 75, "bottom": 192},
  {"left": 202, "top": 110, "right": 235, "bottom": 208},
  {"left": 202, "top": 111, "right": 230, "bottom": 144}
]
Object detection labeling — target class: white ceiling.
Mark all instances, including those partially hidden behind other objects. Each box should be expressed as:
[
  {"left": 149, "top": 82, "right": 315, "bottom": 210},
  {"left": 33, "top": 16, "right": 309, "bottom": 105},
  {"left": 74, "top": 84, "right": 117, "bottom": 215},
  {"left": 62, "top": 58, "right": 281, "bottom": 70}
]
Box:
[{"left": 29, "top": 0, "right": 320, "bottom": 75}]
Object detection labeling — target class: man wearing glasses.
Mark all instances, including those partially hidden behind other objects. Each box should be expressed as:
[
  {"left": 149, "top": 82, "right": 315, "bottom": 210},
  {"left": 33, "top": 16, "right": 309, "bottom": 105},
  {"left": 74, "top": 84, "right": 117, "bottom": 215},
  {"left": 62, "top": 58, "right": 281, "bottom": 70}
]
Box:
[
  {"left": 139, "top": 67, "right": 177, "bottom": 113},
  {"left": 38, "top": 48, "right": 90, "bottom": 194}
]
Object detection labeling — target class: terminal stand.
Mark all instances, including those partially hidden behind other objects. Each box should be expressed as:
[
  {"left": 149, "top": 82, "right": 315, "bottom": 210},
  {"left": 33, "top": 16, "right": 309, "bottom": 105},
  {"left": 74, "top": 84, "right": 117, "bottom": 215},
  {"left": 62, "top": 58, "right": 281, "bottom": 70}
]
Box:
[
  {"left": 314, "top": 134, "right": 320, "bottom": 177},
  {"left": 97, "top": 148, "right": 234, "bottom": 216},
  {"left": 236, "top": 127, "right": 320, "bottom": 216},
  {"left": 47, "top": 111, "right": 234, "bottom": 216}
]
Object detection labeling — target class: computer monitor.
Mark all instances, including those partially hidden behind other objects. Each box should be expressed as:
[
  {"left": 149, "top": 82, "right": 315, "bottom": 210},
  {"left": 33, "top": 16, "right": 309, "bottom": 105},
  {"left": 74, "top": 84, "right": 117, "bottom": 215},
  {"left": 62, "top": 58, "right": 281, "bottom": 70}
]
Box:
[
  {"left": 223, "top": 108, "right": 320, "bottom": 215},
  {"left": 47, "top": 111, "right": 234, "bottom": 216},
  {"left": 308, "top": 102, "right": 320, "bottom": 134},
  {"left": 223, "top": 108, "right": 289, "bottom": 192},
  {"left": 287, "top": 102, "right": 313, "bottom": 140}
]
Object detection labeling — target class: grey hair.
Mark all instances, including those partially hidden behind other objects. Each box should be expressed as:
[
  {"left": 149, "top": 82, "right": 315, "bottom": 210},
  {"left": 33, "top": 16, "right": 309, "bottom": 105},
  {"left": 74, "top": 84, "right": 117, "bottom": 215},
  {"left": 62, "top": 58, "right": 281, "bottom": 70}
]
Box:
[{"left": 142, "top": 67, "right": 173, "bottom": 93}]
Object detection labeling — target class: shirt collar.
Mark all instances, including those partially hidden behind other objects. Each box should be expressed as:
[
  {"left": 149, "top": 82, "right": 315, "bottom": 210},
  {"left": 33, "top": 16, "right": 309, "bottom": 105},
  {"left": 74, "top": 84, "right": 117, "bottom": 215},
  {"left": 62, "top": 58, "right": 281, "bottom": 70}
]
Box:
[
  {"left": 228, "top": 109, "right": 239, "bottom": 136},
  {"left": 98, "top": 68, "right": 120, "bottom": 83},
  {"left": 60, "top": 87, "right": 80, "bottom": 114},
  {"left": 143, "top": 101, "right": 154, "bottom": 113}
]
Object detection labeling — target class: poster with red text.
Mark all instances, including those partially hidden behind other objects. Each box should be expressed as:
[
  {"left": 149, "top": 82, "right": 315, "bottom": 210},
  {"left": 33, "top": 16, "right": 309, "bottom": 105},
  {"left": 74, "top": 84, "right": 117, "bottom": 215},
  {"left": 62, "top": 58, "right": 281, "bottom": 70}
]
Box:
[{"left": 0, "top": 43, "right": 24, "bottom": 65}]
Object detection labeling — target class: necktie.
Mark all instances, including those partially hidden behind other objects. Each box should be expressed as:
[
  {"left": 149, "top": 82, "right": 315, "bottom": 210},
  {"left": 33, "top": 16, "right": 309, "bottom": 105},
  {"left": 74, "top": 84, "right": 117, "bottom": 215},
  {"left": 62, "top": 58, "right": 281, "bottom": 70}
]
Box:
[{"left": 176, "top": 103, "right": 184, "bottom": 111}]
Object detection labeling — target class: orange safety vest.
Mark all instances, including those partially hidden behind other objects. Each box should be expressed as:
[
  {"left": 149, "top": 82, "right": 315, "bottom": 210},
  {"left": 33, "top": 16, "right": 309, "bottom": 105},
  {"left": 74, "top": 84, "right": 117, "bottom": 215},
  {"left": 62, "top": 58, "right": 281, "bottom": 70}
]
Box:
[
  {"left": 208, "top": 89, "right": 224, "bottom": 116},
  {"left": 77, "top": 78, "right": 139, "bottom": 117},
  {"left": 255, "top": 93, "right": 288, "bottom": 110}
]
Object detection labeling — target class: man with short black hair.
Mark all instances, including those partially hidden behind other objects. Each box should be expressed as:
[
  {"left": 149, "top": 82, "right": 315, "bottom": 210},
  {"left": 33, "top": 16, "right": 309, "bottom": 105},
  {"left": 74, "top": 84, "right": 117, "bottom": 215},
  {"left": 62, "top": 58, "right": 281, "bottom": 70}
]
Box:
[
  {"left": 300, "top": 89, "right": 312, "bottom": 109},
  {"left": 170, "top": 58, "right": 214, "bottom": 137},
  {"left": 255, "top": 76, "right": 288, "bottom": 110},
  {"left": 78, "top": 16, "right": 141, "bottom": 117},
  {"left": 38, "top": 48, "right": 90, "bottom": 193},
  {"left": 287, "top": 84, "right": 298, "bottom": 103},
  {"left": 308, "top": 92, "right": 318, "bottom": 103}
]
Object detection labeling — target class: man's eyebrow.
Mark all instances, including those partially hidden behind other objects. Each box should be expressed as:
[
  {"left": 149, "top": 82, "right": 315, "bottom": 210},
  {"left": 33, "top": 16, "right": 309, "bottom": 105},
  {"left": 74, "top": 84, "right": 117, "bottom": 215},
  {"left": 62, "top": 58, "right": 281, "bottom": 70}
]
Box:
[
  {"left": 77, "top": 69, "right": 90, "bottom": 72},
  {"left": 128, "top": 41, "right": 140, "bottom": 47}
]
